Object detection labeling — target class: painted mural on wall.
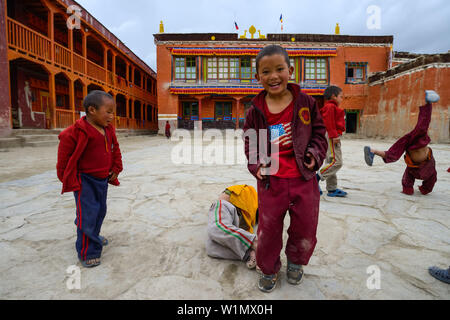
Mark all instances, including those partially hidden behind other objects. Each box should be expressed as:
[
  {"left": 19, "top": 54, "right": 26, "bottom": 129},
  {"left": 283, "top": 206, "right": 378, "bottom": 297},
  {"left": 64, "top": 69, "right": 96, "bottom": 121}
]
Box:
[{"left": 14, "top": 75, "right": 46, "bottom": 129}]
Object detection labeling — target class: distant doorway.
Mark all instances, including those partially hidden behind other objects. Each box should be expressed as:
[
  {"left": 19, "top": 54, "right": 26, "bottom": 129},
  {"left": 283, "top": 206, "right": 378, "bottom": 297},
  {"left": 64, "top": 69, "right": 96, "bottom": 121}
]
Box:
[{"left": 345, "top": 110, "right": 359, "bottom": 134}]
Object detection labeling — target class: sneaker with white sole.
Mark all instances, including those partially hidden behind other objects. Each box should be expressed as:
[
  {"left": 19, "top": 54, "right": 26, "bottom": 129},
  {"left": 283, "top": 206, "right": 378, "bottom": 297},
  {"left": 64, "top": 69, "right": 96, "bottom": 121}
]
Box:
[
  {"left": 425, "top": 90, "right": 440, "bottom": 103},
  {"left": 258, "top": 273, "right": 279, "bottom": 293},
  {"left": 286, "top": 261, "right": 304, "bottom": 285}
]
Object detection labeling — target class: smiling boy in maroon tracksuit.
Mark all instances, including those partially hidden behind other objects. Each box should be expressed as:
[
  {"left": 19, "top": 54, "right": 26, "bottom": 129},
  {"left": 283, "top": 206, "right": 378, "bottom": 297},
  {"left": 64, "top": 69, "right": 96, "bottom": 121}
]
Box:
[{"left": 243, "top": 45, "right": 328, "bottom": 293}]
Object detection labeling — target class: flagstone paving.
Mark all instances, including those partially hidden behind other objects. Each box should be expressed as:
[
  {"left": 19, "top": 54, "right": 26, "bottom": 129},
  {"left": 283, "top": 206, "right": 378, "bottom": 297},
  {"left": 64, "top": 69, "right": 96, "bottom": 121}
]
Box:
[{"left": 0, "top": 135, "right": 449, "bottom": 299}]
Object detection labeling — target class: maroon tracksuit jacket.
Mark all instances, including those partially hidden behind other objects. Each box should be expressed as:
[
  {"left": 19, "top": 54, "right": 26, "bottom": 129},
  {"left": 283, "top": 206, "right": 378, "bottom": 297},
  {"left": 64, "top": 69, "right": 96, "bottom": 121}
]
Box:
[
  {"left": 383, "top": 103, "right": 437, "bottom": 195},
  {"left": 243, "top": 83, "right": 328, "bottom": 275}
]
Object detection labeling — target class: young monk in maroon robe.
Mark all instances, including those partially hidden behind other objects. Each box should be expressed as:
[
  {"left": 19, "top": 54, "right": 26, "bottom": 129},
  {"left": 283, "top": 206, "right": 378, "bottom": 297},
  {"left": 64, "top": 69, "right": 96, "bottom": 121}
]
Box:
[{"left": 364, "top": 90, "right": 440, "bottom": 195}]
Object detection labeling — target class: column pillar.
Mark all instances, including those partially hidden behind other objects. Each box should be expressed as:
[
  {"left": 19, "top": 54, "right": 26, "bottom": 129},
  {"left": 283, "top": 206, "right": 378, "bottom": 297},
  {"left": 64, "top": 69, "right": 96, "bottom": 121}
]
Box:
[
  {"left": 103, "top": 47, "right": 108, "bottom": 83},
  {"left": 82, "top": 82, "right": 88, "bottom": 98},
  {"left": 48, "top": 10, "right": 54, "bottom": 63},
  {"left": 112, "top": 53, "right": 116, "bottom": 86},
  {"left": 131, "top": 99, "right": 135, "bottom": 129},
  {"left": 69, "top": 78, "right": 75, "bottom": 123},
  {"left": 82, "top": 32, "right": 87, "bottom": 75},
  {"left": 0, "top": 0, "right": 12, "bottom": 136},
  {"left": 126, "top": 62, "right": 130, "bottom": 85},
  {"left": 68, "top": 28, "right": 73, "bottom": 70},
  {"left": 49, "top": 72, "right": 57, "bottom": 128},
  {"left": 140, "top": 102, "right": 144, "bottom": 128},
  {"left": 235, "top": 97, "right": 243, "bottom": 129}
]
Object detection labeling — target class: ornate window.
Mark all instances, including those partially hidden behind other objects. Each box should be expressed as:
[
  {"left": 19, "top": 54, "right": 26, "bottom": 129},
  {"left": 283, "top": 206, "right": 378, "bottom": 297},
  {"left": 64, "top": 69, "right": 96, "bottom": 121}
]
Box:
[
  {"left": 207, "top": 57, "right": 218, "bottom": 80},
  {"left": 240, "top": 57, "right": 256, "bottom": 82},
  {"left": 304, "top": 58, "right": 327, "bottom": 83},
  {"left": 174, "top": 57, "right": 196, "bottom": 81},
  {"left": 346, "top": 62, "right": 368, "bottom": 84},
  {"left": 207, "top": 57, "right": 256, "bottom": 82}
]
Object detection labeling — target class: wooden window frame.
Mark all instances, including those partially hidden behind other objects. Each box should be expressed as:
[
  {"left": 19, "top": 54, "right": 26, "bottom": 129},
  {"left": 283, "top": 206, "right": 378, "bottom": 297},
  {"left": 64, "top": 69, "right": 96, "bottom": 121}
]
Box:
[
  {"left": 304, "top": 57, "right": 328, "bottom": 83},
  {"left": 174, "top": 56, "right": 197, "bottom": 81},
  {"left": 181, "top": 101, "right": 199, "bottom": 120},
  {"left": 207, "top": 57, "right": 256, "bottom": 82},
  {"left": 214, "top": 101, "right": 233, "bottom": 121},
  {"left": 345, "top": 63, "right": 368, "bottom": 84}
]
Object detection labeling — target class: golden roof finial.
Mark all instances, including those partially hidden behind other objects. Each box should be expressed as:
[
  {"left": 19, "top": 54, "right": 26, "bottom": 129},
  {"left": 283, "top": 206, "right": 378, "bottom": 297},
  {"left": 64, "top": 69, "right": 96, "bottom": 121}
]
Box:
[
  {"left": 159, "top": 21, "right": 164, "bottom": 33},
  {"left": 249, "top": 25, "right": 256, "bottom": 39},
  {"left": 335, "top": 23, "right": 340, "bottom": 35}
]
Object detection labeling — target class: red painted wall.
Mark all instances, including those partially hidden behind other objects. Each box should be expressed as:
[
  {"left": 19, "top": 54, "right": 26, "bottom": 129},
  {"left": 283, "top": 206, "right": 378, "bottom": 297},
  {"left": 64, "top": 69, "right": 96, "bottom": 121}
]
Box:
[
  {"left": 360, "top": 65, "right": 449, "bottom": 143},
  {"left": 0, "top": 0, "right": 12, "bottom": 137}
]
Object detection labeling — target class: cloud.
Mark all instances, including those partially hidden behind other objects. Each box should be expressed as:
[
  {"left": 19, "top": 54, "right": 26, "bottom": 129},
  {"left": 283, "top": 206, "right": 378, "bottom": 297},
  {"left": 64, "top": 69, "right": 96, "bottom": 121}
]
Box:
[{"left": 76, "top": 0, "right": 450, "bottom": 70}]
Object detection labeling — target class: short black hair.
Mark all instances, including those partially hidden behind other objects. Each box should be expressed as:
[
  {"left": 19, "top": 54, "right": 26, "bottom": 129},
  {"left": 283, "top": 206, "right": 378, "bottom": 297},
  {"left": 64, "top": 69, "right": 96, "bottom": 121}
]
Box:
[
  {"left": 256, "top": 45, "right": 291, "bottom": 73},
  {"left": 83, "top": 90, "right": 113, "bottom": 113},
  {"left": 324, "top": 85, "right": 343, "bottom": 100}
]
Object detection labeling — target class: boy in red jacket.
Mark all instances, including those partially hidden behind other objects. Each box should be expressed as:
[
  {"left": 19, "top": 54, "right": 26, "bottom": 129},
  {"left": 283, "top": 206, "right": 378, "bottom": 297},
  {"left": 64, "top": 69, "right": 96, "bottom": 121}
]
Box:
[
  {"left": 243, "top": 45, "right": 328, "bottom": 292},
  {"left": 57, "top": 90, "right": 123, "bottom": 268},
  {"left": 317, "top": 86, "right": 347, "bottom": 197}
]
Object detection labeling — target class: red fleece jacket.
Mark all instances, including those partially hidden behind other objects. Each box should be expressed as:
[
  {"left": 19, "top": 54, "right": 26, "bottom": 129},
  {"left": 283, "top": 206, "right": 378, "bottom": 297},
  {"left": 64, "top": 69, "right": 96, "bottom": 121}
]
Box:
[
  {"left": 56, "top": 117, "right": 123, "bottom": 194},
  {"left": 320, "top": 100, "right": 346, "bottom": 139}
]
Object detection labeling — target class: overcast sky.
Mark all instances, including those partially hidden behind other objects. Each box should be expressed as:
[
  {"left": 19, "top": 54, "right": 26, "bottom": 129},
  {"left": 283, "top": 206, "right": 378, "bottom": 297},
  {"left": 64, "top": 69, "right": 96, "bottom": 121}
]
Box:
[{"left": 76, "top": 0, "right": 450, "bottom": 72}]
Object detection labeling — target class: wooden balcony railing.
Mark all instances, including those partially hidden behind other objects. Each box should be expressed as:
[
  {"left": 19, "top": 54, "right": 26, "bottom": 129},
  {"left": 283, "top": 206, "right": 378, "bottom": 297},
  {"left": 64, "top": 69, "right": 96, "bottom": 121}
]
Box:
[
  {"left": 73, "top": 52, "right": 85, "bottom": 74},
  {"left": 55, "top": 109, "right": 75, "bottom": 128},
  {"left": 107, "top": 71, "right": 115, "bottom": 86},
  {"left": 87, "top": 60, "right": 107, "bottom": 82},
  {"left": 54, "top": 43, "right": 71, "bottom": 68},
  {"left": 116, "top": 117, "right": 128, "bottom": 129},
  {"left": 7, "top": 17, "right": 157, "bottom": 131},
  {"left": 7, "top": 18, "right": 51, "bottom": 61}
]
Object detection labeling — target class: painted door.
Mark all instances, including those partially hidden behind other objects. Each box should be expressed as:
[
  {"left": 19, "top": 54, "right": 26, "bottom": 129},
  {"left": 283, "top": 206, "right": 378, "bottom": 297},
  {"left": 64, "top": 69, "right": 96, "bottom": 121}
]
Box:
[
  {"left": 182, "top": 101, "right": 198, "bottom": 121},
  {"left": 215, "top": 102, "right": 232, "bottom": 121},
  {"left": 40, "top": 91, "right": 50, "bottom": 129}
]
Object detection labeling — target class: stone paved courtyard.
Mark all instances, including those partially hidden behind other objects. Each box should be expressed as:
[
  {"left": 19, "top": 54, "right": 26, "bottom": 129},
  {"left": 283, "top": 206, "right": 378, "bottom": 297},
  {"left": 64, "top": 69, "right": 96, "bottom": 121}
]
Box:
[{"left": 0, "top": 134, "right": 449, "bottom": 299}]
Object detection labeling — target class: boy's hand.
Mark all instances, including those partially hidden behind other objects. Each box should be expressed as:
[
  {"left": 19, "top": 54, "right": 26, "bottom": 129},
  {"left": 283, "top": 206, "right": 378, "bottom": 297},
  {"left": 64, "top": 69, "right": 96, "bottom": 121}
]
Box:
[
  {"left": 109, "top": 171, "right": 119, "bottom": 182},
  {"left": 256, "top": 164, "right": 269, "bottom": 180},
  {"left": 332, "top": 137, "right": 340, "bottom": 145},
  {"left": 303, "top": 152, "right": 316, "bottom": 171}
]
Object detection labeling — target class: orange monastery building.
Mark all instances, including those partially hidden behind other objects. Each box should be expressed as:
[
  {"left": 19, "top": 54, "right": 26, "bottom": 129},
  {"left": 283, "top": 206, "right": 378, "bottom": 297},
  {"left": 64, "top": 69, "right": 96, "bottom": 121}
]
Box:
[
  {"left": 154, "top": 23, "right": 393, "bottom": 134},
  {"left": 0, "top": 0, "right": 158, "bottom": 137}
]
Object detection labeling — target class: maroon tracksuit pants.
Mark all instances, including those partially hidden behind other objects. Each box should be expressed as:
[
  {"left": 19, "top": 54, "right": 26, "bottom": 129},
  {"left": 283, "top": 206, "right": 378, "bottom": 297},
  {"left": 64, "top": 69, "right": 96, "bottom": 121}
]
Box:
[
  {"left": 383, "top": 103, "right": 437, "bottom": 194},
  {"left": 256, "top": 176, "right": 320, "bottom": 275}
]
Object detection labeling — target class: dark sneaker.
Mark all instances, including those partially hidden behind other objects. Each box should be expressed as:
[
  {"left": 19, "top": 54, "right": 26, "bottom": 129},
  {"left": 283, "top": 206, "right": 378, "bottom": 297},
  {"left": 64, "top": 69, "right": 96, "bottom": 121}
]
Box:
[
  {"left": 258, "top": 273, "right": 278, "bottom": 293},
  {"left": 428, "top": 266, "right": 450, "bottom": 284},
  {"left": 327, "top": 189, "right": 348, "bottom": 197},
  {"left": 425, "top": 90, "right": 440, "bottom": 103},
  {"left": 287, "top": 261, "right": 304, "bottom": 285},
  {"left": 364, "top": 146, "right": 375, "bottom": 166}
]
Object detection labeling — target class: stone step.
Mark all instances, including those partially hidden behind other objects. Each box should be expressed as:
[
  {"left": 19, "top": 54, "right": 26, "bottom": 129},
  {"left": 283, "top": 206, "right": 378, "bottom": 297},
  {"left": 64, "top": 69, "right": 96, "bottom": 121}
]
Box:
[
  {"left": 11, "top": 129, "right": 62, "bottom": 136},
  {"left": 0, "top": 137, "right": 23, "bottom": 149},
  {"left": 116, "top": 130, "right": 158, "bottom": 138},
  {"left": 16, "top": 134, "right": 59, "bottom": 142},
  {"left": 23, "top": 140, "right": 59, "bottom": 148}
]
